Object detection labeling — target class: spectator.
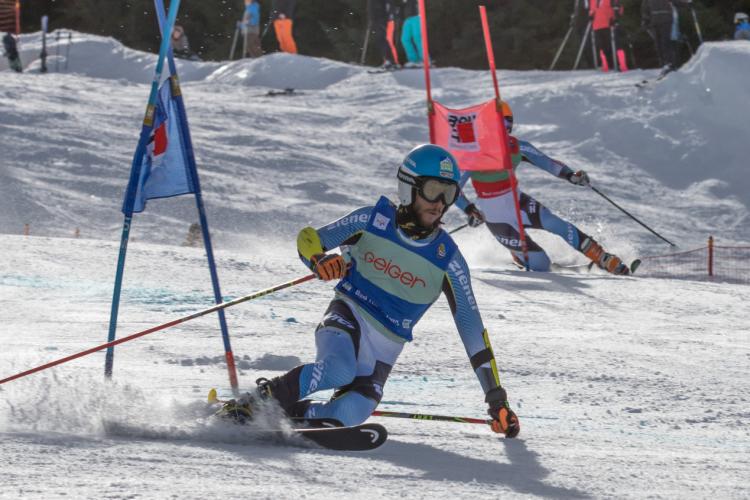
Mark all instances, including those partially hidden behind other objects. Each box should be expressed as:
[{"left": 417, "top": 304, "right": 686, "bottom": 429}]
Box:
[
  {"left": 400, "top": 0, "right": 422, "bottom": 67},
  {"left": 589, "top": 0, "right": 628, "bottom": 71},
  {"left": 370, "top": 0, "right": 400, "bottom": 69},
  {"left": 2, "top": 32, "right": 22, "bottom": 72},
  {"left": 641, "top": 0, "right": 691, "bottom": 72},
  {"left": 242, "top": 0, "right": 263, "bottom": 58},
  {"left": 272, "top": 0, "right": 297, "bottom": 54},
  {"left": 171, "top": 24, "right": 199, "bottom": 60},
  {"left": 735, "top": 12, "right": 750, "bottom": 41}
]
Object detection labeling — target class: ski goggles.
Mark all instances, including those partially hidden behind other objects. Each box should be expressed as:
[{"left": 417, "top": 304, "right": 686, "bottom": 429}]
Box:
[{"left": 416, "top": 177, "right": 459, "bottom": 205}]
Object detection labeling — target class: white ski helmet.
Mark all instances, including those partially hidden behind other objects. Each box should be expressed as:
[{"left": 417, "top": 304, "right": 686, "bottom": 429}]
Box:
[{"left": 735, "top": 12, "right": 749, "bottom": 24}]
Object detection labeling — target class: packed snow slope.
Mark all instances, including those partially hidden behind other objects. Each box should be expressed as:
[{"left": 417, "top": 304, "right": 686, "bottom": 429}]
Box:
[{"left": 1, "top": 32, "right": 749, "bottom": 499}]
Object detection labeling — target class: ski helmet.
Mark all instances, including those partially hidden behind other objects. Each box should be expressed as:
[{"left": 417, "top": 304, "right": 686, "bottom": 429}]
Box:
[
  {"left": 501, "top": 100, "right": 514, "bottom": 134},
  {"left": 397, "top": 144, "right": 461, "bottom": 207},
  {"left": 735, "top": 12, "right": 749, "bottom": 24}
]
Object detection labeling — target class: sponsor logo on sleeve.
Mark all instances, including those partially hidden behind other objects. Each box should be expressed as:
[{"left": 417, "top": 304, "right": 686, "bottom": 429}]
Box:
[
  {"left": 329, "top": 212, "right": 370, "bottom": 231},
  {"left": 448, "top": 260, "right": 478, "bottom": 311}
]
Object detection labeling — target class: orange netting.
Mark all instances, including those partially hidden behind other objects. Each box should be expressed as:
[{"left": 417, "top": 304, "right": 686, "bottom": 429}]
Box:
[
  {"left": 637, "top": 239, "right": 750, "bottom": 285},
  {"left": 0, "top": 0, "right": 19, "bottom": 34}
]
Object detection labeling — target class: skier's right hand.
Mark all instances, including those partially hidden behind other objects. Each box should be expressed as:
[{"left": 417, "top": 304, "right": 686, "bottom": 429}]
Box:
[
  {"left": 465, "top": 203, "right": 485, "bottom": 228},
  {"left": 310, "top": 253, "right": 347, "bottom": 281},
  {"left": 567, "top": 170, "right": 591, "bottom": 187}
]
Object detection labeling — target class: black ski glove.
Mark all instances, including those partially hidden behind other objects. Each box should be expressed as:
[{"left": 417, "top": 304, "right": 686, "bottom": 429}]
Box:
[{"left": 465, "top": 203, "right": 485, "bottom": 228}]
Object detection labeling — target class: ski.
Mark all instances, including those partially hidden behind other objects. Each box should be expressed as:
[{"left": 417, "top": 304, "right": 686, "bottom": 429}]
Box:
[
  {"left": 635, "top": 69, "right": 673, "bottom": 89},
  {"left": 208, "top": 388, "right": 387, "bottom": 451},
  {"left": 290, "top": 422, "right": 387, "bottom": 451}
]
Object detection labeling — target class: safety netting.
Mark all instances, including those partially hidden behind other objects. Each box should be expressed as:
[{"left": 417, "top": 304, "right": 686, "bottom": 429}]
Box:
[{"left": 637, "top": 238, "right": 750, "bottom": 285}]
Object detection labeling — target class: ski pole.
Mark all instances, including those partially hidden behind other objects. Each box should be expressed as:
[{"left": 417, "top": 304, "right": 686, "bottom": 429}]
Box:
[
  {"left": 573, "top": 20, "right": 592, "bottom": 70},
  {"left": 0, "top": 274, "right": 316, "bottom": 386},
  {"left": 448, "top": 223, "right": 469, "bottom": 235},
  {"left": 550, "top": 0, "right": 581, "bottom": 71},
  {"left": 229, "top": 21, "right": 240, "bottom": 60},
  {"left": 691, "top": 6, "right": 703, "bottom": 45},
  {"left": 372, "top": 410, "right": 491, "bottom": 425},
  {"left": 590, "top": 186, "right": 676, "bottom": 246}
]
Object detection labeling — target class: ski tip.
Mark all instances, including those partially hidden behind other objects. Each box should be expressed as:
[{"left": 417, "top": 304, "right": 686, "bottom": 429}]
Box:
[
  {"left": 629, "top": 259, "right": 642, "bottom": 274},
  {"left": 207, "top": 388, "right": 218, "bottom": 404}
]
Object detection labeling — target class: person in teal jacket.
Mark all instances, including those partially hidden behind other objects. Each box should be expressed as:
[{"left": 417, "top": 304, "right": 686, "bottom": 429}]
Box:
[{"left": 400, "top": 0, "right": 423, "bottom": 67}]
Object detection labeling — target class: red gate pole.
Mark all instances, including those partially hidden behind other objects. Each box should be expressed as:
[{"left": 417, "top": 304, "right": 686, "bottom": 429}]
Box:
[
  {"left": 417, "top": 0, "right": 435, "bottom": 142},
  {"left": 479, "top": 5, "right": 530, "bottom": 270},
  {"left": 708, "top": 235, "right": 714, "bottom": 277}
]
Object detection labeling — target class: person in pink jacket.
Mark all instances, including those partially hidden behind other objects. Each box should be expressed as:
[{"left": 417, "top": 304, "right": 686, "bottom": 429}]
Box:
[{"left": 590, "top": 0, "right": 628, "bottom": 72}]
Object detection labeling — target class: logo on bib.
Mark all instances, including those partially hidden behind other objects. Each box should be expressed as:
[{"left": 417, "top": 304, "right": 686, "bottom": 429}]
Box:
[
  {"left": 437, "top": 243, "right": 446, "bottom": 258},
  {"left": 363, "top": 251, "right": 426, "bottom": 288},
  {"left": 373, "top": 213, "right": 390, "bottom": 231}
]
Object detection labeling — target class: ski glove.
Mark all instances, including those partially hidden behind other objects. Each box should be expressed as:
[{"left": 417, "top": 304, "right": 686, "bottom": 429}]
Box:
[
  {"left": 310, "top": 253, "right": 347, "bottom": 281},
  {"left": 567, "top": 170, "right": 591, "bottom": 187},
  {"left": 486, "top": 387, "right": 520, "bottom": 438},
  {"left": 465, "top": 203, "right": 485, "bottom": 228}
]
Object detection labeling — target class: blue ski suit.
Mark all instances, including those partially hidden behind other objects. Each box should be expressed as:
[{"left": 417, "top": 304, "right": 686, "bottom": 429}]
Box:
[
  {"left": 456, "top": 137, "right": 597, "bottom": 272},
  {"left": 273, "top": 196, "right": 508, "bottom": 426}
]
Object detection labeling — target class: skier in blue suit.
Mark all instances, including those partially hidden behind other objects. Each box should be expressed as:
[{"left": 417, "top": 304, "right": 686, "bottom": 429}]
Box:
[
  {"left": 221, "top": 144, "right": 520, "bottom": 438},
  {"left": 456, "top": 101, "right": 632, "bottom": 274}
]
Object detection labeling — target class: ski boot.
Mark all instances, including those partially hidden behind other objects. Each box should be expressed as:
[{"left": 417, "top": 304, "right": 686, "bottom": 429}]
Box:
[
  {"left": 215, "top": 392, "right": 256, "bottom": 424},
  {"left": 580, "top": 237, "right": 630, "bottom": 275},
  {"left": 214, "top": 377, "right": 278, "bottom": 424}
]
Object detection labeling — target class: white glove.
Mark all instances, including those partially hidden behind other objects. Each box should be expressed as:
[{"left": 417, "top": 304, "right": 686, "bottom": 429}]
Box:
[{"left": 567, "top": 170, "right": 591, "bottom": 187}]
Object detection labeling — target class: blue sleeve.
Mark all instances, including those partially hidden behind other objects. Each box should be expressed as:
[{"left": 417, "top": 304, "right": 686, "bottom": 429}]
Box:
[
  {"left": 519, "top": 140, "right": 574, "bottom": 179},
  {"left": 445, "top": 250, "right": 503, "bottom": 396},
  {"left": 250, "top": 3, "right": 260, "bottom": 26},
  {"left": 454, "top": 171, "right": 472, "bottom": 212},
  {"left": 298, "top": 206, "right": 372, "bottom": 269}
]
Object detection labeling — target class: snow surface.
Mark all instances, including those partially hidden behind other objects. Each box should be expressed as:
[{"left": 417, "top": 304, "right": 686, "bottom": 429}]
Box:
[{"left": 1, "top": 32, "right": 749, "bottom": 499}]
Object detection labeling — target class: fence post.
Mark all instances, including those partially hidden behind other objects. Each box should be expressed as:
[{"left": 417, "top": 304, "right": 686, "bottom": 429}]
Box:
[{"left": 707, "top": 235, "right": 714, "bottom": 277}]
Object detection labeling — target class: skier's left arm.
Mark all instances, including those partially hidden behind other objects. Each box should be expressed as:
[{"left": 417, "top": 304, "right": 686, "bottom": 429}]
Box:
[
  {"left": 519, "top": 139, "right": 590, "bottom": 187},
  {"left": 443, "top": 251, "right": 520, "bottom": 437},
  {"left": 455, "top": 171, "right": 485, "bottom": 228}
]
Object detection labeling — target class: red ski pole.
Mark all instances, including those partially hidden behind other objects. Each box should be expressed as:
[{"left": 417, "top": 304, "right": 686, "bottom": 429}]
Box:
[{"left": 0, "top": 274, "right": 316, "bottom": 386}]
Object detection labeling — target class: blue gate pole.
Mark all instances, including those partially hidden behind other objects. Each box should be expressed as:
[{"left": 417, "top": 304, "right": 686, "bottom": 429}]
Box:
[{"left": 105, "top": 0, "right": 182, "bottom": 378}]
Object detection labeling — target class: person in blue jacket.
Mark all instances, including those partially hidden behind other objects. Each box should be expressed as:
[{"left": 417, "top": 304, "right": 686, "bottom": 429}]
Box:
[
  {"left": 242, "top": 0, "right": 262, "bottom": 58},
  {"left": 221, "top": 144, "right": 520, "bottom": 438},
  {"left": 735, "top": 12, "right": 750, "bottom": 41}
]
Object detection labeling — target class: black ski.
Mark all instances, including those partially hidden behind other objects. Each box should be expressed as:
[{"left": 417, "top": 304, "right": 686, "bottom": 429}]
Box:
[
  {"left": 629, "top": 258, "right": 642, "bottom": 274},
  {"left": 291, "top": 422, "right": 387, "bottom": 451}
]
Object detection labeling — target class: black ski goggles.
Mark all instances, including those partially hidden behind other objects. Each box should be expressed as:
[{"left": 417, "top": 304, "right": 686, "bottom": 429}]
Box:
[{"left": 416, "top": 177, "right": 459, "bottom": 205}]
